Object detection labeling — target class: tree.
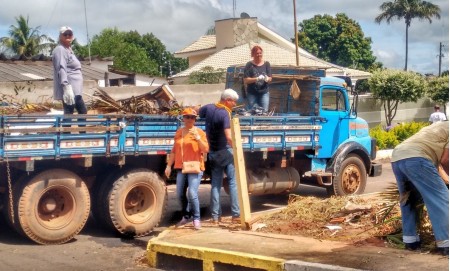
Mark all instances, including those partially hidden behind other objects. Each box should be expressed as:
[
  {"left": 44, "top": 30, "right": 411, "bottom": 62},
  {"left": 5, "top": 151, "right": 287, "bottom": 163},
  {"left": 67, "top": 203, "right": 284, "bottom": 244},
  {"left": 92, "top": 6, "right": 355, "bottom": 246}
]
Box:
[
  {"left": 368, "top": 69, "right": 426, "bottom": 127},
  {"left": 90, "top": 28, "right": 187, "bottom": 76},
  {"left": 187, "top": 66, "right": 225, "bottom": 84},
  {"left": 375, "top": 0, "right": 441, "bottom": 71},
  {"left": 71, "top": 39, "right": 89, "bottom": 58},
  {"left": 0, "top": 15, "right": 53, "bottom": 57},
  {"left": 426, "top": 75, "right": 449, "bottom": 113},
  {"left": 113, "top": 43, "right": 158, "bottom": 75},
  {"left": 296, "top": 13, "right": 377, "bottom": 70}
]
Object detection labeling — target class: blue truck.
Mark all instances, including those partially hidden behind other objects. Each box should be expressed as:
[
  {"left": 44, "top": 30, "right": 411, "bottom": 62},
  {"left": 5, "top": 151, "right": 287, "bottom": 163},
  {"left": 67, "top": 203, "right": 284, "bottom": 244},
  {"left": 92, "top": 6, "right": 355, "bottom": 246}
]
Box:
[
  {"left": 225, "top": 65, "right": 381, "bottom": 196},
  {"left": 0, "top": 65, "right": 380, "bottom": 244}
]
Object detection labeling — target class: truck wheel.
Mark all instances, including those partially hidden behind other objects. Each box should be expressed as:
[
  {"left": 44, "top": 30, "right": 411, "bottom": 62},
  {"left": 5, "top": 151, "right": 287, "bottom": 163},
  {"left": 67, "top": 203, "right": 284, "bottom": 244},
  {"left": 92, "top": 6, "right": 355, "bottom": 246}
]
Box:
[
  {"left": 99, "top": 169, "right": 167, "bottom": 237},
  {"left": 327, "top": 154, "right": 367, "bottom": 196},
  {"left": 91, "top": 169, "right": 120, "bottom": 227},
  {"left": 8, "top": 169, "right": 90, "bottom": 244}
]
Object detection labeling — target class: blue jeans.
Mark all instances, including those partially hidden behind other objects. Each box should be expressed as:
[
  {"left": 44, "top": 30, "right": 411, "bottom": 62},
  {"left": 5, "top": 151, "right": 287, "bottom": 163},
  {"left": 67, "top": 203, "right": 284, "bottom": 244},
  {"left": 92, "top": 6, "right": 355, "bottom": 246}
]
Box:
[
  {"left": 209, "top": 149, "right": 240, "bottom": 220},
  {"left": 392, "top": 158, "right": 449, "bottom": 245},
  {"left": 247, "top": 92, "right": 269, "bottom": 112},
  {"left": 176, "top": 171, "right": 203, "bottom": 220},
  {"left": 63, "top": 95, "right": 87, "bottom": 114}
]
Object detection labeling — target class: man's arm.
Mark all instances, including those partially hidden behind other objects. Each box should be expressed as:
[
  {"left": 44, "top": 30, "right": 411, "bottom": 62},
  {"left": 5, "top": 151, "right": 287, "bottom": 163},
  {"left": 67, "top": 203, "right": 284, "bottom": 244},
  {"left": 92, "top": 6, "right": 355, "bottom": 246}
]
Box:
[{"left": 224, "top": 128, "right": 232, "bottom": 147}]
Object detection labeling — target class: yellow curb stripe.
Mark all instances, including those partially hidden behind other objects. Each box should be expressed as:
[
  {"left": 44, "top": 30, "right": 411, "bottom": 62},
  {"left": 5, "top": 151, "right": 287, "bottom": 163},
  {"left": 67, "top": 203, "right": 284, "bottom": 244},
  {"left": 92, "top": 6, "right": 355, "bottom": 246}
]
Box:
[{"left": 147, "top": 239, "right": 284, "bottom": 271}]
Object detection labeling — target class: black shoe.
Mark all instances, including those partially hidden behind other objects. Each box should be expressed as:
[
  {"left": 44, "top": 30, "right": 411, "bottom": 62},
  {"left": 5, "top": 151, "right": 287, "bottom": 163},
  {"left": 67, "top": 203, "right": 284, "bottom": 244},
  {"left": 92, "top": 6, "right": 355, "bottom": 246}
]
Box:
[
  {"left": 437, "top": 247, "right": 449, "bottom": 256},
  {"left": 405, "top": 241, "right": 421, "bottom": 251}
]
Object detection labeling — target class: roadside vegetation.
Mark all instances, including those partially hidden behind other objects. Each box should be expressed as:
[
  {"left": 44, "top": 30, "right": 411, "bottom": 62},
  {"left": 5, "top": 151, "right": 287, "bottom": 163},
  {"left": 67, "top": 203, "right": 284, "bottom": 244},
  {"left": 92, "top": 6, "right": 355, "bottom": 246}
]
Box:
[{"left": 369, "top": 121, "right": 429, "bottom": 149}]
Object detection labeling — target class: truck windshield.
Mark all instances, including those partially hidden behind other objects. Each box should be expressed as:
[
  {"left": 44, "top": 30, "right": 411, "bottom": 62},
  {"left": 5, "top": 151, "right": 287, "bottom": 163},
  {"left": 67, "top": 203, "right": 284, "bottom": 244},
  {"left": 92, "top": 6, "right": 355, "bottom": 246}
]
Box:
[{"left": 322, "top": 88, "right": 346, "bottom": 111}]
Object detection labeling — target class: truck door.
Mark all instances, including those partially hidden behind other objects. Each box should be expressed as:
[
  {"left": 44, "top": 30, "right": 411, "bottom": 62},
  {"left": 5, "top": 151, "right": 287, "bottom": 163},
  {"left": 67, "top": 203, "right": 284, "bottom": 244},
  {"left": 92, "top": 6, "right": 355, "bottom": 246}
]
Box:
[{"left": 317, "top": 86, "right": 350, "bottom": 158}]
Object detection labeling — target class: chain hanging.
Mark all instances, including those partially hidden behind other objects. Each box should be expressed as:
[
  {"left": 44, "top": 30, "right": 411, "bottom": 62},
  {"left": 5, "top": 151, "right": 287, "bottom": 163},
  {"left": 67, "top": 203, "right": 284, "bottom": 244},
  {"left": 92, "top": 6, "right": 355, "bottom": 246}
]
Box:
[{"left": 5, "top": 153, "right": 14, "bottom": 223}]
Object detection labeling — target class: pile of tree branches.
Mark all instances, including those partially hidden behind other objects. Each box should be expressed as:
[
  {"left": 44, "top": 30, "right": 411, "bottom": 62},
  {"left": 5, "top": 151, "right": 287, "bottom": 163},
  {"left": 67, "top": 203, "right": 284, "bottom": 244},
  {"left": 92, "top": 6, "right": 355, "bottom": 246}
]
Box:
[
  {"left": 0, "top": 85, "right": 182, "bottom": 116},
  {"left": 88, "top": 86, "right": 181, "bottom": 116}
]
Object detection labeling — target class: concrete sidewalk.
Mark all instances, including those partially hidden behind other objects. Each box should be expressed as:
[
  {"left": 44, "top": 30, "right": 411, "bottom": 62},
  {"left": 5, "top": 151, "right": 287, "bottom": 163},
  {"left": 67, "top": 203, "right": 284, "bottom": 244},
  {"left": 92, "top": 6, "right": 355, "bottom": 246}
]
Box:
[{"left": 147, "top": 223, "right": 448, "bottom": 271}]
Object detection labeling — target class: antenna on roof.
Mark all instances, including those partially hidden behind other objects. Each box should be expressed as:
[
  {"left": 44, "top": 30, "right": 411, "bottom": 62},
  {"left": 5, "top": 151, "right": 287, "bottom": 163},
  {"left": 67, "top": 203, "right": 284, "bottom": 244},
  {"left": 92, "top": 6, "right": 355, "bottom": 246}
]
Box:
[
  {"left": 233, "top": 0, "right": 236, "bottom": 18},
  {"left": 240, "top": 12, "right": 250, "bottom": 18}
]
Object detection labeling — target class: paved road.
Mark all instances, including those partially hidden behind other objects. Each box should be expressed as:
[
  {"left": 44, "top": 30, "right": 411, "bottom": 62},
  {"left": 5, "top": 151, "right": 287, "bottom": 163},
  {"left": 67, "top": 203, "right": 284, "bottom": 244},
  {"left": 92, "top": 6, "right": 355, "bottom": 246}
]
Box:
[{"left": 0, "top": 162, "right": 395, "bottom": 271}]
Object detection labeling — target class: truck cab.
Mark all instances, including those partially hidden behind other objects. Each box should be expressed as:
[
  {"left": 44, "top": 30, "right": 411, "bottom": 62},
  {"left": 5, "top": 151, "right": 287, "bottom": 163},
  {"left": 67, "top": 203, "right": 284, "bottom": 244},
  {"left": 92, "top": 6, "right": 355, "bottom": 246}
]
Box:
[{"left": 226, "top": 65, "right": 381, "bottom": 196}]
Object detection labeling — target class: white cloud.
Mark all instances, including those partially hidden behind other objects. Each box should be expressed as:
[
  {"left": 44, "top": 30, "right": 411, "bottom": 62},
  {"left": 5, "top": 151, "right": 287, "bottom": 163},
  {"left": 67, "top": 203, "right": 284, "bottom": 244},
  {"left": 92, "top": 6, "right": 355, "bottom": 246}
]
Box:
[{"left": 0, "top": 0, "right": 448, "bottom": 74}]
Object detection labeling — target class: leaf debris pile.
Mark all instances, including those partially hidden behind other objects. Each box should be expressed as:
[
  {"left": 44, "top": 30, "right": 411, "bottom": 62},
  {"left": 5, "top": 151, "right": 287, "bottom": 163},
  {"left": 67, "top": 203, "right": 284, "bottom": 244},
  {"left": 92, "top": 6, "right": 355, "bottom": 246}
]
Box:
[{"left": 257, "top": 192, "right": 434, "bottom": 249}]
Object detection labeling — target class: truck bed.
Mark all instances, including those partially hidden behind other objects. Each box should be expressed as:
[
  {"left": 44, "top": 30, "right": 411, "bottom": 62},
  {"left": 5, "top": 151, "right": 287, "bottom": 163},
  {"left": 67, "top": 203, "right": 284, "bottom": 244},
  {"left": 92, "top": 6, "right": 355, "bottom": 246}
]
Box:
[{"left": 0, "top": 114, "right": 323, "bottom": 162}]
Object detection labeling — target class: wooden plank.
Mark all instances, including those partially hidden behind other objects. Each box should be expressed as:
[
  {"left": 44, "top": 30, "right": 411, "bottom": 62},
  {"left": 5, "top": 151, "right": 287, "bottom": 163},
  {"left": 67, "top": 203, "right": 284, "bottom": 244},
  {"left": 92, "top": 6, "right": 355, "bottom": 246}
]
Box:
[{"left": 230, "top": 117, "right": 251, "bottom": 229}]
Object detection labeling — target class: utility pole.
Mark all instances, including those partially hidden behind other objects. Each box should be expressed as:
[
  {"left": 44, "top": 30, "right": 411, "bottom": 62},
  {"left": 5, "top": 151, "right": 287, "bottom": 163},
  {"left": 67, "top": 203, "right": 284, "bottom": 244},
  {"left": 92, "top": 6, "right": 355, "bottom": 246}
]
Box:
[
  {"left": 293, "top": 0, "right": 299, "bottom": 66},
  {"left": 438, "top": 42, "right": 445, "bottom": 76}
]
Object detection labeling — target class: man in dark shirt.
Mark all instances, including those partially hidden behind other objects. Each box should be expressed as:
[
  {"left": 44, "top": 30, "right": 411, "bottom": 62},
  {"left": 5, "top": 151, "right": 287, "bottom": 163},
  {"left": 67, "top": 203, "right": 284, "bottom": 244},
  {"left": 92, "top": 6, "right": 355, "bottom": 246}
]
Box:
[{"left": 199, "top": 89, "right": 241, "bottom": 224}]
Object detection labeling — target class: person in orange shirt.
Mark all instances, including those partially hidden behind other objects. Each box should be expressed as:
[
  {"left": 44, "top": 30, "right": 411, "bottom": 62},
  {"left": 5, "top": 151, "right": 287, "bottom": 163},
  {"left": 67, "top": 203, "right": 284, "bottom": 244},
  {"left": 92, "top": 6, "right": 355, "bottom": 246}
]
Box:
[{"left": 165, "top": 108, "right": 209, "bottom": 229}]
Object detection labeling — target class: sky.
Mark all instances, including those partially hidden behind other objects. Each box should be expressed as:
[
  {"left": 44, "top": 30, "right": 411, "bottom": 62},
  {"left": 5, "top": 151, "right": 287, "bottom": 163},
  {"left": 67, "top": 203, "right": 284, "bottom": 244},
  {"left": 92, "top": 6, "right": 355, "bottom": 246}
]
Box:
[{"left": 0, "top": 0, "right": 448, "bottom": 75}]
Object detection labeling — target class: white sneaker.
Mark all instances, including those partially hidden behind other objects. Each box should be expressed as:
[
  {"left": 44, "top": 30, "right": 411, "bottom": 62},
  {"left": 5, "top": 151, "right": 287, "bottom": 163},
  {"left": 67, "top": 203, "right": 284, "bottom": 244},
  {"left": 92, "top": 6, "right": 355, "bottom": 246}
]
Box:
[{"left": 193, "top": 219, "right": 201, "bottom": 230}]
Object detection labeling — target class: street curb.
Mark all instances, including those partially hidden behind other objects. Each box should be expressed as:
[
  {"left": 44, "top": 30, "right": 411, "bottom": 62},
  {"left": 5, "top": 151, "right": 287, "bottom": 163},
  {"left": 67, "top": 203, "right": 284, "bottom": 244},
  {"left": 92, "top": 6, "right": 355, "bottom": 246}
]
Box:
[
  {"left": 146, "top": 229, "right": 367, "bottom": 271},
  {"left": 147, "top": 230, "right": 284, "bottom": 271},
  {"left": 285, "top": 260, "right": 366, "bottom": 271}
]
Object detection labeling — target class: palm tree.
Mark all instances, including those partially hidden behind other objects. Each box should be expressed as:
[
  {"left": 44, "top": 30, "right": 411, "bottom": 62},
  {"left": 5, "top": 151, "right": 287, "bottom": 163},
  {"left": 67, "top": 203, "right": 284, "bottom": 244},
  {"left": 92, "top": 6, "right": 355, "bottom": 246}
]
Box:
[
  {"left": 375, "top": 0, "right": 441, "bottom": 71},
  {"left": 0, "top": 15, "right": 53, "bottom": 57}
]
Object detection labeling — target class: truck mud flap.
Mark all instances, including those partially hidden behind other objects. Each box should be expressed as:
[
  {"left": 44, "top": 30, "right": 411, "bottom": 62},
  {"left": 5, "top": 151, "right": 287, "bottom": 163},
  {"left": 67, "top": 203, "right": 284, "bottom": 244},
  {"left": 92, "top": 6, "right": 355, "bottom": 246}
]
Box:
[{"left": 369, "top": 162, "right": 382, "bottom": 177}]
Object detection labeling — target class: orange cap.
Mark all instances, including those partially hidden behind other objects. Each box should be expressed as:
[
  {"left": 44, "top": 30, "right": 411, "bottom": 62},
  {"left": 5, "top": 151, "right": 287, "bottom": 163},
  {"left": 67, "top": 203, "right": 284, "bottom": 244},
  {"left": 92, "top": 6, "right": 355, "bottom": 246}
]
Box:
[{"left": 181, "top": 108, "right": 198, "bottom": 116}]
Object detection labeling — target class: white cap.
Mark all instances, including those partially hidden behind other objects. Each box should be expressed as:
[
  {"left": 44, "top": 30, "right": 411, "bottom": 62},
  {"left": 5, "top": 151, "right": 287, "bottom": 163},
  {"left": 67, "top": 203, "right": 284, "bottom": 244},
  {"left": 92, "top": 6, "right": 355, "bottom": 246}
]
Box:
[{"left": 59, "top": 26, "right": 73, "bottom": 34}]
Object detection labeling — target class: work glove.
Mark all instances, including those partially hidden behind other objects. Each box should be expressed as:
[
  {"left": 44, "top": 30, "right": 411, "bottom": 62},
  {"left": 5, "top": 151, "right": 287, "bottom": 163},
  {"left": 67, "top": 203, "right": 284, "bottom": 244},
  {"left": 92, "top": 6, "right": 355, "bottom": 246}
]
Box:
[
  {"left": 62, "top": 84, "right": 75, "bottom": 105},
  {"left": 256, "top": 74, "right": 265, "bottom": 83},
  {"left": 189, "top": 128, "right": 201, "bottom": 141},
  {"left": 264, "top": 75, "right": 270, "bottom": 82}
]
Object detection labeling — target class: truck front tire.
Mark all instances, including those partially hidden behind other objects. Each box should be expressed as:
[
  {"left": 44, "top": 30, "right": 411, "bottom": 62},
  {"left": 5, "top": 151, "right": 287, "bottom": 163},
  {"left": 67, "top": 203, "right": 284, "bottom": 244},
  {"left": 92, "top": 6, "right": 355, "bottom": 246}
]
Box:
[{"left": 327, "top": 154, "right": 367, "bottom": 196}]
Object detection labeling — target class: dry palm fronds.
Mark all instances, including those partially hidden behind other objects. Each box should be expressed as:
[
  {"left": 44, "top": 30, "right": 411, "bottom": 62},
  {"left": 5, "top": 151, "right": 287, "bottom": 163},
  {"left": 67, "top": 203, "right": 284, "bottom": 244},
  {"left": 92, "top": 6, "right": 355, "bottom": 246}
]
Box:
[
  {"left": 375, "top": 184, "right": 434, "bottom": 248},
  {"left": 267, "top": 194, "right": 369, "bottom": 225},
  {"left": 88, "top": 85, "right": 181, "bottom": 115},
  {"left": 259, "top": 188, "right": 435, "bottom": 248},
  {"left": 0, "top": 93, "right": 55, "bottom": 115}
]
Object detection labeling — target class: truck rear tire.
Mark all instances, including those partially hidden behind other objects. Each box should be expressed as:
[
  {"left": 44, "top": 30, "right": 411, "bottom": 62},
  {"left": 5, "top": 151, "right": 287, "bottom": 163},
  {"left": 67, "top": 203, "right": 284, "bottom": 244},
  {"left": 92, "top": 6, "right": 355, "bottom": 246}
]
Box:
[
  {"left": 8, "top": 169, "right": 90, "bottom": 244},
  {"left": 96, "top": 169, "right": 167, "bottom": 237},
  {"left": 327, "top": 154, "right": 367, "bottom": 196}
]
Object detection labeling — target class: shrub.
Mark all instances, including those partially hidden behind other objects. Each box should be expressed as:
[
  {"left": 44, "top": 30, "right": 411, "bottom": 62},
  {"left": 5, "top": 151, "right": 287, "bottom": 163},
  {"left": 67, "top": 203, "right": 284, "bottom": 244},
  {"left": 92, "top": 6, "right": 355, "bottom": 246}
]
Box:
[
  {"left": 369, "top": 122, "right": 429, "bottom": 149},
  {"left": 369, "top": 125, "right": 398, "bottom": 149},
  {"left": 390, "top": 122, "right": 429, "bottom": 143}
]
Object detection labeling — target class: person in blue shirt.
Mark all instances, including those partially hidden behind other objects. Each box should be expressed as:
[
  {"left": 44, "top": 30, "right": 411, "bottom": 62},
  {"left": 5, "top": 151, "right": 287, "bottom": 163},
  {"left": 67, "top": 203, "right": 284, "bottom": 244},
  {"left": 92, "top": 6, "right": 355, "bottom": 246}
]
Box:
[{"left": 199, "top": 89, "right": 241, "bottom": 224}]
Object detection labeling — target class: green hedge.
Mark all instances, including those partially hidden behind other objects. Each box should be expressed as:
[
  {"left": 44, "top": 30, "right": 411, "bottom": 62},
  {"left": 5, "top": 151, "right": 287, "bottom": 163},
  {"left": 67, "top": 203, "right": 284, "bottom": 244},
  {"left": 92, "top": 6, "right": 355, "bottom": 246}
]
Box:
[{"left": 369, "top": 122, "right": 429, "bottom": 149}]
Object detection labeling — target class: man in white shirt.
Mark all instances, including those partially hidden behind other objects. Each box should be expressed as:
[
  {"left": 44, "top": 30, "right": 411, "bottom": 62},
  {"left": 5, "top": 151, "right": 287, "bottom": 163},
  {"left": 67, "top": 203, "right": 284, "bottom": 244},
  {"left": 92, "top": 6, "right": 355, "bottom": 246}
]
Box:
[{"left": 429, "top": 105, "right": 447, "bottom": 123}]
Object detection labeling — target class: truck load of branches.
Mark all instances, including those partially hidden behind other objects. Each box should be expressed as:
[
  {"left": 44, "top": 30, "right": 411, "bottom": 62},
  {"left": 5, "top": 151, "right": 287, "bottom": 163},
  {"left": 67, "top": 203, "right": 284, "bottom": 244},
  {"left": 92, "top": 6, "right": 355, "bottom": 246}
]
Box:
[
  {"left": 0, "top": 84, "right": 182, "bottom": 116},
  {"left": 88, "top": 84, "right": 181, "bottom": 116}
]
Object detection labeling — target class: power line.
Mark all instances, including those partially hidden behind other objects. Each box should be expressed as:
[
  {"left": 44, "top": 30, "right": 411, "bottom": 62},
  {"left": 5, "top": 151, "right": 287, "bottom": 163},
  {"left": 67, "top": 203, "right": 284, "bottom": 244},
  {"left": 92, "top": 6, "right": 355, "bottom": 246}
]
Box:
[
  {"left": 46, "top": 0, "right": 61, "bottom": 36},
  {"left": 84, "top": 0, "right": 91, "bottom": 64}
]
